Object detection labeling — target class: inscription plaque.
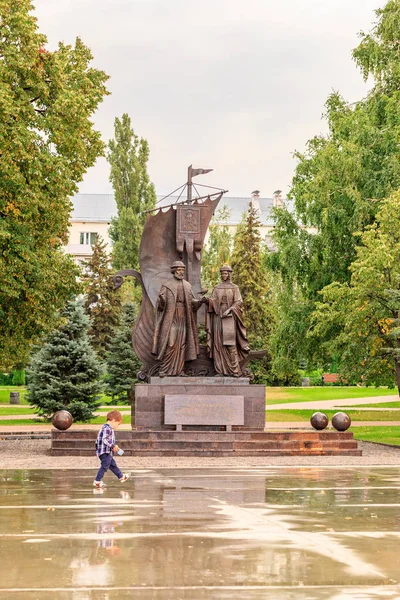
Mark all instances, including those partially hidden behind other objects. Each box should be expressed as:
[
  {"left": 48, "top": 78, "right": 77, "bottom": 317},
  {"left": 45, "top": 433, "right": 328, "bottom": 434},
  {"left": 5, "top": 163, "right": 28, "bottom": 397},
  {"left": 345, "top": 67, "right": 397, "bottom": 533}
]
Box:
[{"left": 164, "top": 394, "right": 244, "bottom": 431}]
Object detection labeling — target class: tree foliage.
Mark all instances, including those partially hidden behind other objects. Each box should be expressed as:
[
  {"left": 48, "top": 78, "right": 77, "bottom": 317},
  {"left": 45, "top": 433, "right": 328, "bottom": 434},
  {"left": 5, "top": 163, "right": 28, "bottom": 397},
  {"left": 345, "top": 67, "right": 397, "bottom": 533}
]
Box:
[
  {"left": 270, "top": 0, "right": 400, "bottom": 369},
  {"left": 27, "top": 300, "right": 103, "bottom": 421},
  {"left": 104, "top": 304, "right": 141, "bottom": 407},
  {"left": 201, "top": 205, "right": 232, "bottom": 290},
  {"left": 0, "top": 0, "right": 109, "bottom": 368},
  {"left": 82, "top": 236, "right": 121, "bottom": 359},
  {"left": 310, "top": 190, "right": 400, "bottom": 392},
  {"left": 107, "top": 114, "right": 156, "bottom": 270},
  {"left": 231, "top": 203, "right": 272, "bottom": 350}
]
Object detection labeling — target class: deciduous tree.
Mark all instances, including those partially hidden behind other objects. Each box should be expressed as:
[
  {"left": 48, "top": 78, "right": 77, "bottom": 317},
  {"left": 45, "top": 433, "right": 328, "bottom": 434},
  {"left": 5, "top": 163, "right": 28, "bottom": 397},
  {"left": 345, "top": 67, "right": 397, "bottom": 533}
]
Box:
[
  {"left": 310, "top": 190, "right": 400, "bottom": 393},
  {"left": 0, "top": 0, "right": 109, "bottom": 368},
  {"left": 107, "top": 114, "right": 156, "bottom": 270},
  {"left": 271, "top": 0, "right": 400, "bottom": 368}
]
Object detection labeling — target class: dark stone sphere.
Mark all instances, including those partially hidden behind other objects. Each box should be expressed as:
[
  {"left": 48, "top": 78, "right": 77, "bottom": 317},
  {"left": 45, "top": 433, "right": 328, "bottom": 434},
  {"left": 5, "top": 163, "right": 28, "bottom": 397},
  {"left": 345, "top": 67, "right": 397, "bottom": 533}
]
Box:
[
  {"left": 52, "top": 410, "right": 73, "bottom": 431},
  {"left": 310, "top": 412, "right": 329, "bottom": 430},
  {"left": 332, "top": 411, "right": 351, "bottom": 432}
]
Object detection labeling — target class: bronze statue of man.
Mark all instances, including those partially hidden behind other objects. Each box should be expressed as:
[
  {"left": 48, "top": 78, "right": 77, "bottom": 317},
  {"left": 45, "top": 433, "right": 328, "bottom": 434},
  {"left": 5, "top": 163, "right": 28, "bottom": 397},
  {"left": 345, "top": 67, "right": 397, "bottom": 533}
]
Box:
[
  {"left": 205, "top": 265, "right": 250, "bottom": 377},
  {"left": 152, "top": 261, "right": 204, "bottom": 377}
]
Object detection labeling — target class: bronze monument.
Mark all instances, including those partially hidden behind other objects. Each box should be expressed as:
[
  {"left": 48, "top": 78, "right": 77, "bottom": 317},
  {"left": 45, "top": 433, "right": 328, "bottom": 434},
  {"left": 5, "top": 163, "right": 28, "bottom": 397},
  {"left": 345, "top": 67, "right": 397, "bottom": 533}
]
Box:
[
  {"left": 152, "top": 261, "right": 205, "bottom": 377},
  {"left": 113, "top": 166, "right": 264, "bottom": 380},
  {"left": 205, "top": 265, "right": 250, "bottom": 377}
]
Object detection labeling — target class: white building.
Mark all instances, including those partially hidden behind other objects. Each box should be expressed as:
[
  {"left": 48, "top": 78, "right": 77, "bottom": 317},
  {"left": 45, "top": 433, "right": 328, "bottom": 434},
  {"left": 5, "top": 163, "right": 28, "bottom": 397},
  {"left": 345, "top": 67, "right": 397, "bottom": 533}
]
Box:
[{"left": 66, "top": 191, "right": 290, "bottom": 264}]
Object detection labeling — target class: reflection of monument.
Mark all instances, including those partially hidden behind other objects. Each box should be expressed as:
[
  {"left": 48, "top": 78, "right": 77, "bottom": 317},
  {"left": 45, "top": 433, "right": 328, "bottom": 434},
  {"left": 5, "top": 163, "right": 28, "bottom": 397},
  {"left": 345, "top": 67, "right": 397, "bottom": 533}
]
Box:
[{"left": 205, "top": 265, "right": 250, "bottom": 377}]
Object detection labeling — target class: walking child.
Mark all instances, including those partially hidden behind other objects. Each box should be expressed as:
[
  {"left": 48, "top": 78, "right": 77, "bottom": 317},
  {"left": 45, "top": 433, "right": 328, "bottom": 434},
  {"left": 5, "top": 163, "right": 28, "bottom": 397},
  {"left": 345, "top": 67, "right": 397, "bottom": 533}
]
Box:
[{"left": 93, "top": 410, "right": 130, "bottom": 488}]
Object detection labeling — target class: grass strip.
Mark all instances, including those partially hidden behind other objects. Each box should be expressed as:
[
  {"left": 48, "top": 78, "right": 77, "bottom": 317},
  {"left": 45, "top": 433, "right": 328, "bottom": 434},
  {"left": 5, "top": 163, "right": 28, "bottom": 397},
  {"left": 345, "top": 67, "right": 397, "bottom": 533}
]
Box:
[
  {"left": 266, "top": 386, "right": 396, "bottom": 405},
  {"left": 0, "top": 414, "right": 131, "bottom": 427},
  {"left": 353, "top": 426, "right": 400, "bottom": 446},
  {"left": 0, "top": 407, "right": 36, "bottom": 416}
]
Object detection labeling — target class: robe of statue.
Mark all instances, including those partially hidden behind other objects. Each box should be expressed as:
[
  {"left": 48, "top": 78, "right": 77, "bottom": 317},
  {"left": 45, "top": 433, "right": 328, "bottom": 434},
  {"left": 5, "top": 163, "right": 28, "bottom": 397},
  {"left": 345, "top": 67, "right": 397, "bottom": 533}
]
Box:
[
  {"left": 152, "top": 278, "right": 201, "bottom": 376},
  {"left": 206, "top": 282, "right": 249, "bottom": 377}
]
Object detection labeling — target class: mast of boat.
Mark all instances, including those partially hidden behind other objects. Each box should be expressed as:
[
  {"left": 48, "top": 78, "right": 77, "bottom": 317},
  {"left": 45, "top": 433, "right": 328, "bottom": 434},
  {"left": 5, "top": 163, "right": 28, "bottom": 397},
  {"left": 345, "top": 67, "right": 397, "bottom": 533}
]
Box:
[{"left": 186, "top": 165, "right": 213, "bottom": 203}]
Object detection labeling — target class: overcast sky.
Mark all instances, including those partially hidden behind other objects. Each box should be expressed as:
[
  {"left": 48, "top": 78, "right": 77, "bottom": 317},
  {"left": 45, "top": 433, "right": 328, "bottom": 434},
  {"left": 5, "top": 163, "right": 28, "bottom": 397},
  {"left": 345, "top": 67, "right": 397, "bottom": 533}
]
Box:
[{"left": 34, "top": 0, "right": 385, "bottom": 198}]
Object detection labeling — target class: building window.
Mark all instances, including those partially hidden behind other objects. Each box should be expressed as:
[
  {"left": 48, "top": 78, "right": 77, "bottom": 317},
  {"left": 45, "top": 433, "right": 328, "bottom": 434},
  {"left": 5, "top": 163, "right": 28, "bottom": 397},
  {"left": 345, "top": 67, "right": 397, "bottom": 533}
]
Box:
[{"left": 80, "top": 232, "right": 97, "bottom": 245}]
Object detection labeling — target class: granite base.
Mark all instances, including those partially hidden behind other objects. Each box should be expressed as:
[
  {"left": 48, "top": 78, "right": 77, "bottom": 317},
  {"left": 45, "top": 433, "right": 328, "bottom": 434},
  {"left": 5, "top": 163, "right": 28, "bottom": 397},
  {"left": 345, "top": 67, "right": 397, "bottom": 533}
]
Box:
[{"left": 135, "top": 382, "right": 266, "bottom": 431}]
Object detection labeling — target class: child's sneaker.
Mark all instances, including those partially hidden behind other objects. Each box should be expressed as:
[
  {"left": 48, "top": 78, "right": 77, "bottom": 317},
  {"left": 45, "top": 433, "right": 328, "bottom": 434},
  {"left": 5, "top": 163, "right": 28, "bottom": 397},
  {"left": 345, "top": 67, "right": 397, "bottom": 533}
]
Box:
[
  {"left": 119, "top": 473, "right": 131, "bottom": 483},
  {"left": 93, "top": 480, "right": 107, "bottom": 488}
]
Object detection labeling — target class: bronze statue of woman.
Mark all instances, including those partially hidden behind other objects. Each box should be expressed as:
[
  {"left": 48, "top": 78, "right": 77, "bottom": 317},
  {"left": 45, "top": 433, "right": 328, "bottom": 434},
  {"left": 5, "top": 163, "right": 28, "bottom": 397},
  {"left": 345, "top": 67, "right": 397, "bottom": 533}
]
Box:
[{"left": 205, "top": 265, "right": 250, "bottom": 377}]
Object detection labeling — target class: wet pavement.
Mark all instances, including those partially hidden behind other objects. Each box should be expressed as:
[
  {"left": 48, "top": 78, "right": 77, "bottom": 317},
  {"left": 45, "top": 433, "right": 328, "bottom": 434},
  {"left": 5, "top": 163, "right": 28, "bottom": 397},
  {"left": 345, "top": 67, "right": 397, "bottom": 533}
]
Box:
[{"left": 0, "top": 467, "right": 400, "bottom": 599}]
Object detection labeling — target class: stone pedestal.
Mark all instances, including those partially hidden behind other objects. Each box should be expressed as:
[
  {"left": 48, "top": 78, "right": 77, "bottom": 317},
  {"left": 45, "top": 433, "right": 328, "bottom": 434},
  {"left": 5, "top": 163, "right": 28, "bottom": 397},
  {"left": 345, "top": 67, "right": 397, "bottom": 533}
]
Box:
[{"left": 135, "top": 378, "right": 266, "bottom": 431}]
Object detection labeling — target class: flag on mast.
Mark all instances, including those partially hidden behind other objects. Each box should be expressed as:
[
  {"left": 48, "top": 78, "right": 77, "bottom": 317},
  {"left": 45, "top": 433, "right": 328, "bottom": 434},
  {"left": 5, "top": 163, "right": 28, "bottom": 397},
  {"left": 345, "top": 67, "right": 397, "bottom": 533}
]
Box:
[{"left": 190, "top": 167, "right": 213, "bottom": 177}]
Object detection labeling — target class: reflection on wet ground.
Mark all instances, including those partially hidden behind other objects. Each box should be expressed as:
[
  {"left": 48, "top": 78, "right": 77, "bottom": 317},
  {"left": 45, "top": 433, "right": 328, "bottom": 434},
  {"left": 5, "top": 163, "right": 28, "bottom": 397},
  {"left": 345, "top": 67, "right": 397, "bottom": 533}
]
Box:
[{"left": 0, "top": 467, "right": 400, "bottom": 599}]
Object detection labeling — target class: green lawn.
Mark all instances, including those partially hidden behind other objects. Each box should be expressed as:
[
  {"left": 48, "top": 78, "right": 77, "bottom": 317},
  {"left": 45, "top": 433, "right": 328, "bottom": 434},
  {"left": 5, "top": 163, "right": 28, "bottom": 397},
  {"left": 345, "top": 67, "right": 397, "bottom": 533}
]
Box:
[
  {"left": 2, "top": 385, "right": 396, "bottom": 408},
  {"left": 0, "top": 406, "right": 129, "bottom": 418},
  {"left": 0, "top": 414, "right": 131, "bottom": 426},
  {"left": 266, "top": 386, "right": 397, "bottom": 405},
  {"left": 353, "top": 426, "right": 400, "bottom": 446},
  {"left": 0, "top": 387, "right": 28, "bottom": 404},
  {"left": 0, "top": 387, "right": 123, "bottom": 406},
  {"left": 266, "top": 409, "right": 400, "bottom": 423},
  {"left": 0, "top": 406, "right": 36, "bottom": 416}
]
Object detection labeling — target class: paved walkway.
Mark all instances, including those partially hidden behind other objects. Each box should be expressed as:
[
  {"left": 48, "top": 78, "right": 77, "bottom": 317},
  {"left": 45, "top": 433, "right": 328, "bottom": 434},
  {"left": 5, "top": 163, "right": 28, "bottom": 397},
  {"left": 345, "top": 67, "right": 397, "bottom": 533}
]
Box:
[{"left": 2, "top": 466, "right": 400, "bottom": 598}]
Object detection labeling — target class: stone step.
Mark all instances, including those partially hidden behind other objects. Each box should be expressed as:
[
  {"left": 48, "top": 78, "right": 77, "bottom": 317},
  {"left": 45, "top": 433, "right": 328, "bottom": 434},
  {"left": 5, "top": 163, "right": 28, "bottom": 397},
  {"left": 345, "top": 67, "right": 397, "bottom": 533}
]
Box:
[
  {"left": 51, "top": 439, "right": 358, "bottom": 451},
  {"left": 51, "top": 429, "right": 360, "bottom": 456},
  {"left": 51, "top": 430, "right": 354, "bottom": 441},
  {"left": 0, "top": 434, "right": 51, "bottom": 440},
  {"left": 51, "top": 448, "right": 362, "bottom": 457}
]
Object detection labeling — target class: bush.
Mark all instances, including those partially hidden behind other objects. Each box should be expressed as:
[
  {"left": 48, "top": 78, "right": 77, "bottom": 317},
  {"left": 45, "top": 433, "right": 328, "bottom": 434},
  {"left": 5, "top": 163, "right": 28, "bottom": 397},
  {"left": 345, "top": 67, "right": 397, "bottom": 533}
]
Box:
[
  {"left": 0, "top": 372, "right": 13, "bottom": 385},
  {"left": 11, "top": 369, "right": 25, "bottom": 386},
  {"left": 67, "top": 401, "right": 95, "bottom": 422},
  {"left": 306, "top": 369, "right": 323, "bottom": 386}
]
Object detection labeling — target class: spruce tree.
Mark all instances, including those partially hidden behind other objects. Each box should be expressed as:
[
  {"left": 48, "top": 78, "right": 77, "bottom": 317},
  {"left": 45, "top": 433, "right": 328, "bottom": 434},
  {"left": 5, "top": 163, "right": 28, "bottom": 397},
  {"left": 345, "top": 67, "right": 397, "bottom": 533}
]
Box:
[
  {"left": 27, "top": 300, "right": 103, "bottom": 421},
  {"left": 105, "top": 304, "right": 141, "bottom": 416},
  {"left": 82, "top": 236, "right": 122, "bottom": 358},
  {"left": 107, "top": 114, "right": 157, "bottom": 270},
  {"left": 231, "top": 203, "right": 272, "bottom": 349}
]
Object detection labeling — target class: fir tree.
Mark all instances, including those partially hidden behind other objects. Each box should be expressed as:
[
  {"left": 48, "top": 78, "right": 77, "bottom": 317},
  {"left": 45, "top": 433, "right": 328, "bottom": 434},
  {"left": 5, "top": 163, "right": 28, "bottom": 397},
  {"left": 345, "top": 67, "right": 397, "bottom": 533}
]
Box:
[
  {"left": 107, "top": 114, "right": 156, "bottom": 270},
  {"left": 105, "top": 304, "right": 141, "bottom": 417},
  {"left": 27, "top": 300, "right": 103, "bottom": 421},
  {"left": 82, "top": 236, "right": 122, "bottom": 358},
  {"left": 202, "top": 205, "right": 232, "bottom": 290},
  {"left": 231, "top": 203, "right": 272, "bottom": 349}
]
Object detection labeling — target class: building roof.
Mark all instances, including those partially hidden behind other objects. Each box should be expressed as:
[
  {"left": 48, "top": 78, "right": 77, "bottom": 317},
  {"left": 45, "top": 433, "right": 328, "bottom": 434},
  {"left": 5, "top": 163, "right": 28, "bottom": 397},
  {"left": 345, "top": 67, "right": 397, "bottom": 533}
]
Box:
[
  {"left": 71, "top": 194, "right": 118, "bottom": 223},
  {"left": 71, "top": 193, "right": 279, "bottom": 226}
]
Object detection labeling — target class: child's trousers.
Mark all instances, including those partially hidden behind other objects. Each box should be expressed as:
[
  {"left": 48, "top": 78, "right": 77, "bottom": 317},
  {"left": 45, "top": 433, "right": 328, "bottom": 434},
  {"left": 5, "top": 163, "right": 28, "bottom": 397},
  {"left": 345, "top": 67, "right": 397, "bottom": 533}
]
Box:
[{"left": 95, "top": 453, "right": 123, "bottom": 481}]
